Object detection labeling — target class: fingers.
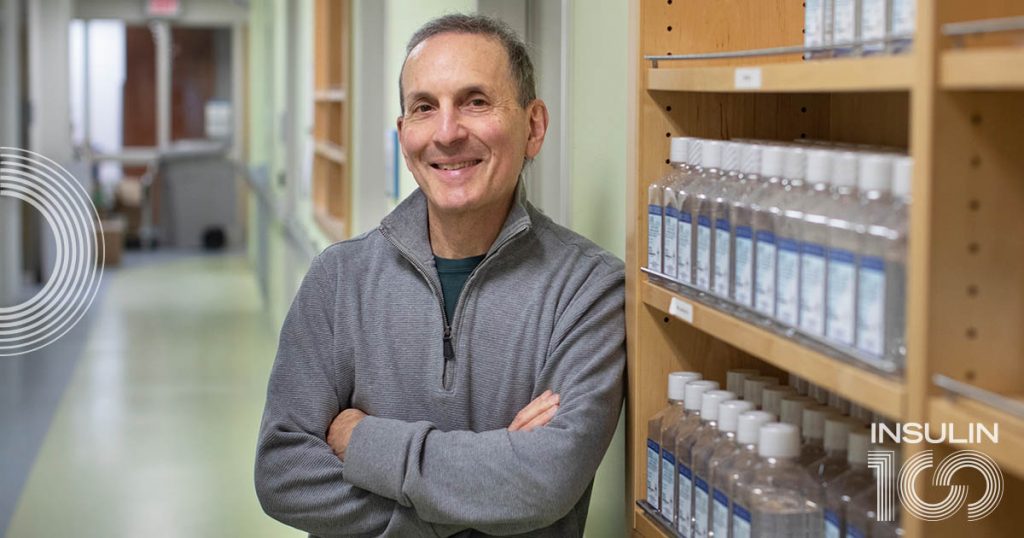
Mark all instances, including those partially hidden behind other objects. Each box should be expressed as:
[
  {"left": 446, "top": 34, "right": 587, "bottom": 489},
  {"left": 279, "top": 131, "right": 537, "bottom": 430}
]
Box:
[
  {"left": 508, "top": 390, "right": 560, "bottom": 432},
  {"left": 519, "top": 402, "right": 559, "bottom": 432}
]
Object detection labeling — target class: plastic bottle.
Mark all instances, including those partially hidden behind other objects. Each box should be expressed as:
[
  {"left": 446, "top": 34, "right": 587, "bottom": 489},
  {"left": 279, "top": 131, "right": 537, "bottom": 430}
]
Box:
[
  {"left": 738, "top": 423, "right": 826, "bottom": 537},
  {"left": 688, "top": 390, "right": 740, "bottom": 538},
  {"left": 797, "top": 406, "right": 832, "bottom": 467},
  {"left": 853, "top": 154, "right": 893, "bottom": 361},
  {"left": 823, "top": 427, "right": 876, "bottom": 537},
  {"left": 788, "top": 371, "right": 809, "bottom": 396},
  {"left": 761, "top": 385, "right": 799, "bottom": 417},
  {"left": 771, "top": 148, "right": 808, "bottom": 327},
  {"left": 680, "top": 139, "right": 709, "bottom": 287},
  {"left": 748, "top": 146, "right": 788, "bottom": 318},
  {"left": 824, "top": 152, "right": 861, "bottom": 348},
  {"left": 712, "top": 410, "right": 776, "bottom": 538},
  {"left": 665, "top": 138, "right": 702, "bottom": 285},
  {"left": 828, "top": 392, "right": 852, "bottom": 416},
  {"left": 647, "top": 371, "right": 702, "bottom": 510},
  {"left": 743, "top": 375, "right": 779, "bottom": 409},
  {"left": 860, "top": 0, "right": 890, "bottom": 55},
  {"left": 845, "top": 446, "right": 903, "bottom": 538},
  {"left": 798, "top": 150, "right": 835, "bottom": 337},
  {"left": 711, "top": 143, "right": 745, "bottom": 300},
  {"left": 647, "top": 160, "right": 667, "bottom": 273},
  {"left": 694, "top": 141, "right": 725, "bottom": 292},
  {"left": 661, "top": 379, "right": 720, "bottom": 524},
  {"left": 890, "top": 0, "right": 915, "bottom": 53},
  {"left": 780, "top": 395, "right": 816, "bottom": 428},
  {"left": 704, "top": 400, "right": 757, "bottom": 537},
  {"left": 808, "top": 416, "right": 860, "bottom": 482},
  {"left": 730, "top": 144, "right": 765, "bottom": 308},
  {"left": 833, "top": 0, "right": 862, "bottom": 57},
  {"left": 808, "top": 383, "right": 830, "bottom": 405},
  {"left": 805, "top": 0, "right": 834, "bottom": 59},
  {"left": 726, "top": 368, "right": 760, "bottom": 397}
]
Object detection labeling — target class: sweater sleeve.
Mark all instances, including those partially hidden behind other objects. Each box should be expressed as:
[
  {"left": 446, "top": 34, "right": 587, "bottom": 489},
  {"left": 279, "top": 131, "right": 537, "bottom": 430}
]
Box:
[
  {"left": 254, "top": 253, "right": 466, "bottom": 537},
  {"left": 342, "top": 270, "right": 626, "bottom": 535}
]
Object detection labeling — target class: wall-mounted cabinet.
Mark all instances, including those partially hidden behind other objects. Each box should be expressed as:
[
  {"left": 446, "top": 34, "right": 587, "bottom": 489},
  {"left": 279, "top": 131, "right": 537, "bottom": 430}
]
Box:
[{"left": 312, "top": 0, "right": 351, "bottom": 241}]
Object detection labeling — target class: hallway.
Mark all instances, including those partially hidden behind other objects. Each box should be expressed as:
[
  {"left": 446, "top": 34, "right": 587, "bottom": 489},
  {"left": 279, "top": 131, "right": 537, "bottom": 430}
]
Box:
[{"left": 4, "top": 252, "right": 301, "bottom": 537}]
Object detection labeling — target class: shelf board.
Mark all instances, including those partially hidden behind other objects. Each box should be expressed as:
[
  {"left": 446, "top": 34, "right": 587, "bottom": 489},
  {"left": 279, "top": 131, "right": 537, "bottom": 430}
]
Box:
[
  {"left": 929, "top": 394, "right": 1024, "bottom": 479},
  {"left": 941, "top": 47, "right": 1024, "bottom": 90},
  {"left": 314, "top": 88, "right": 347, "bottom": 102},
  {"left": 633, "top": 506, "right": 672, "bottom": 538},
  {"left": 314, "top": 141, "right": 346, "bottom": 164},
  {"left": 641, "top": 280, "right": 906, "bottom": 419},
  {"left": 646, "top": 55, "right": 914, "bottom": 93}
]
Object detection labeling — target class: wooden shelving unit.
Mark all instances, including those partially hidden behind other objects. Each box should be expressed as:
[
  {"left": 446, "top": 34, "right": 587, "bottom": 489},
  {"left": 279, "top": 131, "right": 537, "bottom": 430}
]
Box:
[
  {"left": 311, "top": 0, "right": 351, "bottom": 242},
  {"left": 627, "top": 1, "right": 1024, "bottom": 536}
]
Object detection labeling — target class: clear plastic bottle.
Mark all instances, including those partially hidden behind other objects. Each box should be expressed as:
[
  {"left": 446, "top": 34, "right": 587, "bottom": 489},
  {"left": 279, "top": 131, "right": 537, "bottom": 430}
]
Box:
[
  {"left": 825, "top": 152, "right": 861, "bottom": 349},
  {"left": 647, "top": 371, "right": 702, "bottom": 510},
  {"left": 808, "top": 383, "right": 831, "bottom": 405},
  {"left": 726, "top": 368, "right": 760, "bottom": 397},
  {"left": 688, "top": 390, "right": 739, "bottom": 538},
  {"left": 798, "top": 150, "right": 835, "bottom": 337},
  {"left": 853, "top": 154, "right": 893, "bottom": 361},
  {"left": 832, "top": 0, "right": 862, "bottom": 57},
  {"left": 704, "top": 400, "right": 756, "bottom": 537},
  {"left": 749, "top": 146, "right": 788, "bottom": 318},
  {"left": 889, "top": 0, "right": 915, "bottom": 53},
  {"left": 738, "top": 423, "right": 826, "bottom": 538},
  {"left": 647, "top": 159, "right": 668, "bottom": 272},
  {"left": 665, "top": 138, "right": 703, "bottom": 285},
  {"left": 661, "top": 379, "right": 720, "bottom": 525},
  {"left": 729, "top": 144, "right": 765, "bottom": 309},
  {"left": 808, "top": 416, "right": 859, "bottom": 483},
  {"left": 823, "top": 427, "right": 875, "bottom": 537},
  {"left": 743, "top": 375, "right": 778, "bottom": 409},
  {"left": 797, "top": 405, "right": 832, "bottom": 467},
  {"left": 679, "top": 139, "right": 708, "bottom": 287},
  {"left": 845, "top": 456, "right": 904, "bottom": 538},
  {"left": 859, "top": 156, "right": 910, "bottom": 369},
  {"left": 804, "top": 0, "right": 834, "bottom": 59},
  {"left": 694, "top": 141, "right": 725, "bottom": 292},
  {"left": 788, "top": 371, "right": 810, "bottom": 396},
  {"left": 860, "top": 0, "right": 890, "bottom": 56},
  {"left": 712, "top": 410, "right": 776, "bottom": 538},
  {"left": 661, "top": 138, "right": 693, "bottom": 280},
  {"left": 772, "top": 149, "right": 811, "bottom": 328},
  {"left": 710, "top": 142, "right": 745, "bottom": 300},
  {"left": 828, "top": 392, "right": 852, "bottom": 417},
  {"left": 779, "top": 395, "right": 816, "bottom": 428},
  {"left": 761, "top": 385, "right": 799, "bottom": 417}
]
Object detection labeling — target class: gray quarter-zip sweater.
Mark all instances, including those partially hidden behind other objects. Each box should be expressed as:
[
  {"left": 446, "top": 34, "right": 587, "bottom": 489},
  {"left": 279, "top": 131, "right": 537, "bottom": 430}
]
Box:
[{"left": 255, "top": 184, "right": 625, "bottom": 537}]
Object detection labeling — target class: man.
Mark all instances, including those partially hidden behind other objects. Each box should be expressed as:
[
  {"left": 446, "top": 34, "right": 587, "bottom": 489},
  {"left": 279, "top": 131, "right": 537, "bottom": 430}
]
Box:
[{"left": 255, "top": 14, "right": 625, "bottom": 537}]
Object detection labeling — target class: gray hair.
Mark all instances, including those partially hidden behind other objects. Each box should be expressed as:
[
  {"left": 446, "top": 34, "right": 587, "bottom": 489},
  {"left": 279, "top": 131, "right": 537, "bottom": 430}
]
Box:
[{"left": 400, "top": 13, "right": 537, "bottom": 113}]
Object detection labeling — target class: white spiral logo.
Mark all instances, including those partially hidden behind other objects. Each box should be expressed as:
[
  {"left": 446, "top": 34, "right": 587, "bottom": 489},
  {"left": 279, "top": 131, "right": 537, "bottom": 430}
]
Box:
[
  {"left": 897, "top": 449, "right": 1004, "bottom": 522},
  {"left": 0, "top": 147, "right": 104, "bottom": 357}
]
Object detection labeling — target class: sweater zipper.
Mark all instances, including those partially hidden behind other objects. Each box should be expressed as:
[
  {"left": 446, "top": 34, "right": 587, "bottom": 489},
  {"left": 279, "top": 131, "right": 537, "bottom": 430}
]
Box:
[{"left": 381, "top": 223, "right": 530, "bottom": 390}]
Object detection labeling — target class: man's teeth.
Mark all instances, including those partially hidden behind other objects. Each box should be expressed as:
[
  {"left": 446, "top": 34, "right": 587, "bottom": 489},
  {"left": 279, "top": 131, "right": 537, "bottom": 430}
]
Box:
[{"left": 436, "top": 161, "right": 477, "bottom": 171}]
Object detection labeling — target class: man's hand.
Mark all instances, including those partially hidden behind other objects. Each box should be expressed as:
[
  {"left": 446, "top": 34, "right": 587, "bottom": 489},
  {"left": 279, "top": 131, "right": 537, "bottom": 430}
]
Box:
[
  {"left": 508, "top": 390, "right": 560, "bottom": 432},
  {"left": 327, "top": 408, "right": 367, "bottom": 461}
]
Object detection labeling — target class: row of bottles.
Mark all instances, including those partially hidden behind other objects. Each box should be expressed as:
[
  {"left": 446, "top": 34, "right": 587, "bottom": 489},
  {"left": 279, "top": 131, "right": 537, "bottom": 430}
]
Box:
[
  {"left": 646, "top": 137, "right": 911, "bottom": 372},
  {"left": 804, "top": 0, "right": 915, "bottom": 58},
  {"left": 645, "top": 370, "right": 902, "bottom": 537}
]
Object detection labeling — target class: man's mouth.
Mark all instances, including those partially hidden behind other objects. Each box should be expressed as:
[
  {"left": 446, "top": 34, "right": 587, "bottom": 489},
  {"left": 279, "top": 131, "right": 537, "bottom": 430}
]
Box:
[{"left": 431, "top": 160, "right": 482, "bottom": 171}]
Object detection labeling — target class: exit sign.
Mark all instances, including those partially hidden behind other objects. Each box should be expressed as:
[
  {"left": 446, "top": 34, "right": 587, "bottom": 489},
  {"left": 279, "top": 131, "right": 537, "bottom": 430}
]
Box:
[{"left": 147, "top": 0, "right": 181, "bottom": 17}]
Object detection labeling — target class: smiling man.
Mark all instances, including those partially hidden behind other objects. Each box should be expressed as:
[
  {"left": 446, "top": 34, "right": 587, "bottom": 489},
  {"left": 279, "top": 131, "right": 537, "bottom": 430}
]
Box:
[{"left": 255, "top": 14, "right": 625, "bottom": 537}]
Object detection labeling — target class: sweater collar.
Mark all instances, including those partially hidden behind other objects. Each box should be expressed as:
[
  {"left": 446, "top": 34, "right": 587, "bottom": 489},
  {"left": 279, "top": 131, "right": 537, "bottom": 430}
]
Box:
[{"left": 380, "top": 180, "right": 533, "bottom": 266}]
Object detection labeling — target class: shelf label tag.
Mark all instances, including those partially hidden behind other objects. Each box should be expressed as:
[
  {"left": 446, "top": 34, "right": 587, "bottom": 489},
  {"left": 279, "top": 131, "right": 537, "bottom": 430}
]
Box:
[
  {"left": 734, "top": 67, "right": 762, "bottom": 89},
  {"left": 669, "top": 297, "right": 694, "bottom": 324}
]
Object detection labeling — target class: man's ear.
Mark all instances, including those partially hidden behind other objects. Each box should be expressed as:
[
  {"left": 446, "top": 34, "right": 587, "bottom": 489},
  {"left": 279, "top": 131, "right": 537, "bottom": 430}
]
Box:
[{"left": 524, "top": 99, "right": 549, "bottom": 160}]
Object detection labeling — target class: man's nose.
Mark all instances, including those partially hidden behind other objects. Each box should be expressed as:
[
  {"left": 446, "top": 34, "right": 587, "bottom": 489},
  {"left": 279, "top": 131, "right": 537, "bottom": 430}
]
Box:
[{"left": 432, "top": 105, "right": 468, "bottom": 146}]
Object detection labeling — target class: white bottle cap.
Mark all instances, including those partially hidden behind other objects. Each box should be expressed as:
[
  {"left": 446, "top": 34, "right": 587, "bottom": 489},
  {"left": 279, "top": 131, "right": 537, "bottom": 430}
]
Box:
[
  {"left": 758, "top": 422, "right": 801, "bottom": 459},
  {"left": 742, "top": 143, "right": 763, "bottom": 176},
  {"left": 700, "top": 390, "right": 737, "bottom": 420},
  {"left": 719, "top": 400, "right": 756, "bottom": 433},
  {"left": 780, "top": 396, "right": 814, "bottom": 427},
  {"left": 783, "top": 147, "right": 807, "bottom": 181},
  {"left": 688, "top": 138, "right": 705, "bottom": 167},
  {"left": 824, "top": 416, "right": 859, "bottom": 451},
  {"left": 805, "top": 149, "right": 833, "bottom": 186},
  {"left": 723, "top": 142, "right": 743, "bottom": 172},
  {"left": 761, "top": 146, "right": 785, "bottom": 177},
  {"left": 702, "top": 140, "right": 724, "bottom": 169},
  {"left": 892, "top": 156, "right": 913, "bottom": 198},
  {"left": 761, "top": 385, "right": 798, "bottom": 416},
  {"left": 832, "top": 152, "right": 859, "bottom": 188},
  {"left": 685, "top": 380, "right": 720, "bottom": 410},
  {"left": 743, "top": 375, "right": 778, "bottom": 407},
  {"left": 809, "top": 383, "right": 830, "bottom": 405},
  {"left": 668, "top": 371, "right": 702, "bottom": 401},
  {"left": 847, "top": 427, "right": 871, "bottom": 465},
  {"left": 726, "top": 368, "right": 760, "bottom": 396},
  {"left": 802, "top": 405, "right": 831, "bottom": 440},
  {"left": 788, "top": 373, "right": 808, "bottom": 395},
  {"left": 857, "top": 154, "right": 892, "bottom": 193},
  {"left": 670, "top": 137, "right": 690, "bottom": 164},
  {"left": 737, "top": 410, "right": 776, "bottom": 445}
]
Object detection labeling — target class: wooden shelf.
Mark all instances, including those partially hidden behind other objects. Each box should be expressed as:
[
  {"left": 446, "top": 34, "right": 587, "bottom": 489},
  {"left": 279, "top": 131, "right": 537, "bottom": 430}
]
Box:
[
  {"left": 314, "top": 141, "right": 346, "bottom": 164},
  {"left": 641, "top": 280, "right": 906, "bottom": 419},
  {"left": 633, "top": 507, "right": 672, "bottom": 538},
  {"left": 929, "top": 394, "right": 1024, "bottom": 479},
  {"left": 647, "top": 55, "right": 913, "bottom": 93},
  {"left": 315, "top": 88, "right": 347, "bottom": 102},
  {"left": 941, "top": 47, "right": 1024, "bottom": 90}
]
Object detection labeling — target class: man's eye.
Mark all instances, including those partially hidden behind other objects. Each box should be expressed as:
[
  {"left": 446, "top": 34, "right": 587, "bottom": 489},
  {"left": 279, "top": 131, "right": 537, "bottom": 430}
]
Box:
[
  {"left": 414, "top": 104, "right": 433, "bottom": 113},
  {"left": 468, "top": 99, "right": 487, "bottom": 107}
]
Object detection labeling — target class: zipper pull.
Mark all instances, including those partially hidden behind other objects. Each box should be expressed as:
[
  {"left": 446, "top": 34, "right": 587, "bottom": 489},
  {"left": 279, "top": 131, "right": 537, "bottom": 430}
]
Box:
[
  {"left": 442, "top": 326, "right": 455, "bottom": 390},
  {"left": 443, "top": 326, "right": 454, "bottom": 362}
]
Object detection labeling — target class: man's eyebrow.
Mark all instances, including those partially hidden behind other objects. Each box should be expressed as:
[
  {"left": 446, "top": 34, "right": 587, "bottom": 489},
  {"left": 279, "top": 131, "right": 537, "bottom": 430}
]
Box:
[{"left": 405, "top": 85, "right": 493, "bottom": 105}]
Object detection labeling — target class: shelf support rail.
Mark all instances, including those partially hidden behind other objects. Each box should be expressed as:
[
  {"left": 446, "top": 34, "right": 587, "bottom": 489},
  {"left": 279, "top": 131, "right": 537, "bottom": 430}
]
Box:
[
  {"left": 933, "top": 374, "right": 1024, "bottom": 420},
  {"left": 643, "top": 35, "right": 913, "bottom": 67}
]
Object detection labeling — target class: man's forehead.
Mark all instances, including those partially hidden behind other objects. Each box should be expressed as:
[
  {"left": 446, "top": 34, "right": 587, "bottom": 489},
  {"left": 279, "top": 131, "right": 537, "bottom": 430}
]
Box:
[{"left": 402, "top": 33, "right": 510, "bottom": 91}]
